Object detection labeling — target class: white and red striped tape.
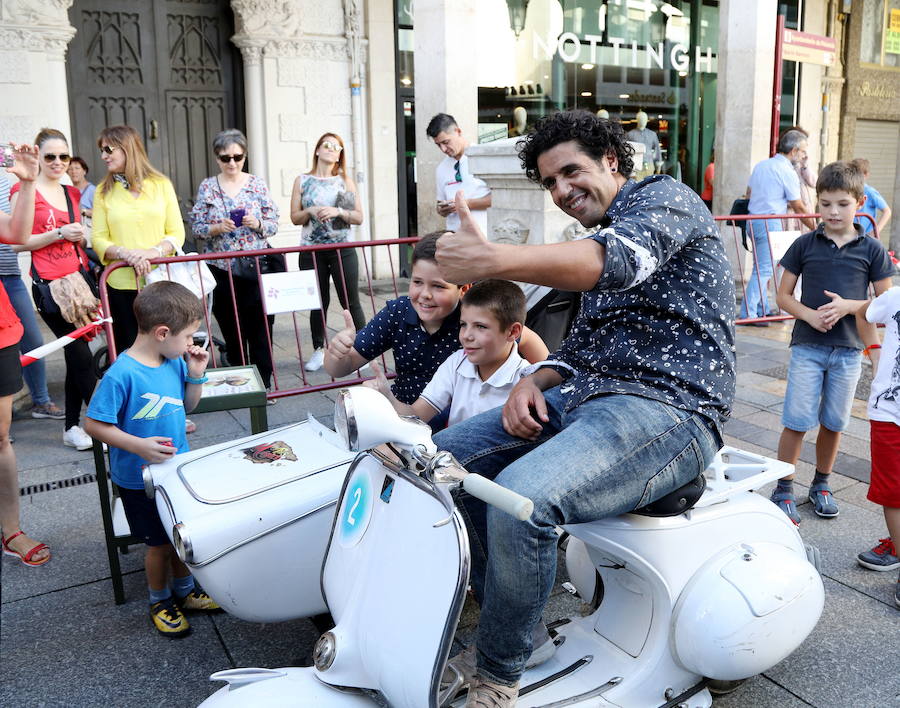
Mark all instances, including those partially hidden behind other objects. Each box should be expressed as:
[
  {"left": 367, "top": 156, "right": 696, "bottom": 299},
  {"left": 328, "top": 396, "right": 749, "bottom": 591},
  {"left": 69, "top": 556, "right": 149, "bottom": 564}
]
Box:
[{"left": 19, "top": 317, "right": 112, "bottom": 368}]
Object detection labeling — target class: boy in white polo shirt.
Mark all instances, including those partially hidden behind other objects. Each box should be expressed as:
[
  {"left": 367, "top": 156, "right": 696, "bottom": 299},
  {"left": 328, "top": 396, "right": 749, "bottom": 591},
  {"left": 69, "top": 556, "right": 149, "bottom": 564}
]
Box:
[{"left": 367, "top": 279, "right": 528, "bottom": 427}]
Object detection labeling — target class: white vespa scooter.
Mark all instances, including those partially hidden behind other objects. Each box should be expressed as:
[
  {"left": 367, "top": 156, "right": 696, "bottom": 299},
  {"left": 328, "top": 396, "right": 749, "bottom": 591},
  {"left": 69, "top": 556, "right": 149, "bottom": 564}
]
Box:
[{"left": 198, "top": 386, "right": 825, "bottom": 708}]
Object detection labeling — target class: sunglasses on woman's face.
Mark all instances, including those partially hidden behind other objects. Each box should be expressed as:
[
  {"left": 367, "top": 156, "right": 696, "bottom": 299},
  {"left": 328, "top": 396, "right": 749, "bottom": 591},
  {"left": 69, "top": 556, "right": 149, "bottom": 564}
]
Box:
[
  {"left": 43, "top": 153, "right": 71, "bottom": 164},
  {"left": 99, "top": 145, "right": 119, "bottom": 155},
  {"left": 217, "top": 153, "right": 245, "bottom": 163},
  {"left": 320, "top": 141, "right": 342, "bottom": 152}
]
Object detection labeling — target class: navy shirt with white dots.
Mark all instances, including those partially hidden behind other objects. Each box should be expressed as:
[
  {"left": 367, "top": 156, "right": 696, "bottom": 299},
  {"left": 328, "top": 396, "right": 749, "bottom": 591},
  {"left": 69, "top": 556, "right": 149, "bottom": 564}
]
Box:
[
  {"left": 354, "top": 296, "right": 462, "bottom": 404},
  {"left": 547, "top": 175, "right": 736, "bottom": 427}
]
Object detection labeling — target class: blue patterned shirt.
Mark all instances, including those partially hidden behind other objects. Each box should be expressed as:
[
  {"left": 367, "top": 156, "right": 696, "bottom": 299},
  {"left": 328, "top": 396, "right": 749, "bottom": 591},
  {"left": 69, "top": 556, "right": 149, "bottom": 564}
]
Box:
[{"left": 547, "top": 175, "right": 736, "bottom": 426}]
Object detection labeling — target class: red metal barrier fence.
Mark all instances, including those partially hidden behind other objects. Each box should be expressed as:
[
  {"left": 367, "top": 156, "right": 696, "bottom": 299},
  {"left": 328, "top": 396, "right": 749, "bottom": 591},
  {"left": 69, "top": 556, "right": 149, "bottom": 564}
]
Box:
[
  {"left": 714, "top": 212, "right": 880, "bottom": 326},
  {"left": 96, "top": 213, "right": 886, "bottom": 401},
  {"left": 99, "top": 238, "right": 418, "bottom": 402}
]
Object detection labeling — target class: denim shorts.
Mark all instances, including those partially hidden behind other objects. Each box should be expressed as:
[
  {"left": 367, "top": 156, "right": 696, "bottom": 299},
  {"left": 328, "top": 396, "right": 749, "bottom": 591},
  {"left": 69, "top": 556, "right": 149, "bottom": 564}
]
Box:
[{"left": 782, "top": 343, "right": 861, "bottom": 432}]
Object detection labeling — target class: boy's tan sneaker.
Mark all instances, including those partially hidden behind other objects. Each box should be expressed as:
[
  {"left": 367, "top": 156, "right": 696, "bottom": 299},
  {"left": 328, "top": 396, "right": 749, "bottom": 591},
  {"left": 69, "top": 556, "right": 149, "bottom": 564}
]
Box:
[
  {"left": 150, "top": 598, "right": 191, "bottom": 638},
  {"left": 465, "top": 675, "right": 519, "bottom": 707}
]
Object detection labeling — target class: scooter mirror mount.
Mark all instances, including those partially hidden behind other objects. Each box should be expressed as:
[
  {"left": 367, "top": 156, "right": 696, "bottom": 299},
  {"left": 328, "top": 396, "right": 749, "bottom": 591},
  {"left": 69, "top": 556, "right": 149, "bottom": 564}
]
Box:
[{"left": 335, "top": 387, "right": 437, "bottom": 454}]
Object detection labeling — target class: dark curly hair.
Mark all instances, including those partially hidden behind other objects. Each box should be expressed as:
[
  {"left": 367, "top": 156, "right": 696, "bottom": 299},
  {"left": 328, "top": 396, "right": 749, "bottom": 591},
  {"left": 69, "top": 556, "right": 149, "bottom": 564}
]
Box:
[{"left": 517, "top": 110, "right": 635, "bottom": 185}]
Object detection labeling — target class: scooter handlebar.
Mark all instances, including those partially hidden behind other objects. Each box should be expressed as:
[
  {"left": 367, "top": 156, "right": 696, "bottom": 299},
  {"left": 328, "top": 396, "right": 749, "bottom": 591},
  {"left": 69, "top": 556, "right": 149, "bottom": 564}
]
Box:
[{"left": 462, "top": 474, "right": 534, "bottom": 521}]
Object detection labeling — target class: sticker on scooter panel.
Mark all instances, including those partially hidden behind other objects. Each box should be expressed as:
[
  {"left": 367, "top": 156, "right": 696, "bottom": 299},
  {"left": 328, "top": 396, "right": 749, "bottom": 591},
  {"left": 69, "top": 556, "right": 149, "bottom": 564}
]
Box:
[{"left": 339, "top": 468, "right": 375, "bottom": 548}]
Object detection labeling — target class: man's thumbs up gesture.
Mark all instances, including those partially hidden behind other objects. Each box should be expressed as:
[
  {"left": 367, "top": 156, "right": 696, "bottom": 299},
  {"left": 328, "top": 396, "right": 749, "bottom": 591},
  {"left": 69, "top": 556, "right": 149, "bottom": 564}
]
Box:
[{"left": 435, "top": 190, "right": 496, "bottom": 285}]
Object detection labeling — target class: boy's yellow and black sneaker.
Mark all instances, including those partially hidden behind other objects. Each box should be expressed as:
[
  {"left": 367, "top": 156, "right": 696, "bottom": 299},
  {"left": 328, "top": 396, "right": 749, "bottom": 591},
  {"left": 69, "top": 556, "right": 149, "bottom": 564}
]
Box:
[
  {"left": 150, "top": 597, "right": 191, "bottom": 637},
  {"left": 177, "top": 588, "right": 221, "bottom": 612}
]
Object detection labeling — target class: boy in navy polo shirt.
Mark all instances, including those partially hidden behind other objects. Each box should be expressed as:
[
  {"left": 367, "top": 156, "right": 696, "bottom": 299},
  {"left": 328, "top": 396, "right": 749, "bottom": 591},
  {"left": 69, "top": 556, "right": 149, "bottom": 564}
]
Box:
[
  {"left": 771, "top": 161, "right": 895, "bottom": 524},
  {"left": 324, "top": 232, "right": 547, "bottom": 407},
  {"left": 85, "top": 282, "right": 219, "bottom": 637}
]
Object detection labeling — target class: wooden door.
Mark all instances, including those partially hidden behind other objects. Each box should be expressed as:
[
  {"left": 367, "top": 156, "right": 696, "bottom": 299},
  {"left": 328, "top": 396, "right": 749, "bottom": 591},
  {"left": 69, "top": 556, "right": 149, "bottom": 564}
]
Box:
[{"left": 66, "top": 0, "right": 243, "bottom": 220}]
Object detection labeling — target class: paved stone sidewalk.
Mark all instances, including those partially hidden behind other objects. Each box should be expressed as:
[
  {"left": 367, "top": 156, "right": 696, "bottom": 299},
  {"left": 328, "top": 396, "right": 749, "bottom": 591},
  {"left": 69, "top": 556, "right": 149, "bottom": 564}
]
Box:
[{"left": 1, "top": 315, "right": 898, "bottom": 707}]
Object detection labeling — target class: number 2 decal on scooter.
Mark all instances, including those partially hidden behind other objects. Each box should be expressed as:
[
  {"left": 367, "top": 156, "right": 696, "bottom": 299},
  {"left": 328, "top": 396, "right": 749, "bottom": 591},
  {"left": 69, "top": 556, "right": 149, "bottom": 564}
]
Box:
[{"left": 339, "top": 467, "right": 375, "bottom": 548}]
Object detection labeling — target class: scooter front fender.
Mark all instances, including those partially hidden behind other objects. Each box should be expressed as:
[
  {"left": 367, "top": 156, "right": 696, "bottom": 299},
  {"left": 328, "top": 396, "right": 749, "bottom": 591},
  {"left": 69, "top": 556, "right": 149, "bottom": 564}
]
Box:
[{"left": 199, "top": 667, "right": 373, "bottom": 707}]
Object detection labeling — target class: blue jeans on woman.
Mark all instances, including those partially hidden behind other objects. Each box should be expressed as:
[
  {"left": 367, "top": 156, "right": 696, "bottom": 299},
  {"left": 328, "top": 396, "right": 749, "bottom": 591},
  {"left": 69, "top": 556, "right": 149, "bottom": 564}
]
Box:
[
  {"left": 434, "top": 388, "right": 721, "bottom": 686},
  {"left": 0, "top": 274, "right": 50, "bottom": 406},
  {"left": 739, "top": 218, "right": 782, "bottom": 319}
]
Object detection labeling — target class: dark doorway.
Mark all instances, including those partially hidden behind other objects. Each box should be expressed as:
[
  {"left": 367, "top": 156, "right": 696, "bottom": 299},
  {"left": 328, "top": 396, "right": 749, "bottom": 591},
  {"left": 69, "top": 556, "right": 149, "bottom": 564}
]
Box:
[{"left": 66, "top": 0, "right": 244, "bottom": 229}]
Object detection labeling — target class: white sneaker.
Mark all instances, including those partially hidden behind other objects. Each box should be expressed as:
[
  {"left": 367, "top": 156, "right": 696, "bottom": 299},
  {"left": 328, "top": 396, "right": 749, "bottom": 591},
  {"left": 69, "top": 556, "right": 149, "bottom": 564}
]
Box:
[
  {"left": 305, "top": 348, "right": 325, "bottom": 372},
  {"left": 63, "top": 425, "right": 93, "bottom": 451}
]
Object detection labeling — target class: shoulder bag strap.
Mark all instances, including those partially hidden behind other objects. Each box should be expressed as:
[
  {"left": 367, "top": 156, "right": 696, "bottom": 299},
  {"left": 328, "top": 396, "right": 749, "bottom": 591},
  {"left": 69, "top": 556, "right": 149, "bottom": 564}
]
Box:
[{"left": 62, "top": 186, "right": 90, "bottom": 270}]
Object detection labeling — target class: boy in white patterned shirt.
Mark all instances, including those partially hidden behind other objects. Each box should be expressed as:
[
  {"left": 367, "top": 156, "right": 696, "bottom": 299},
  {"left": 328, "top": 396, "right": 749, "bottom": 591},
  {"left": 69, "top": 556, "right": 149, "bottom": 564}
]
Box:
[{"left": 366, "top": 279, "right": 529, "bottom": 427}]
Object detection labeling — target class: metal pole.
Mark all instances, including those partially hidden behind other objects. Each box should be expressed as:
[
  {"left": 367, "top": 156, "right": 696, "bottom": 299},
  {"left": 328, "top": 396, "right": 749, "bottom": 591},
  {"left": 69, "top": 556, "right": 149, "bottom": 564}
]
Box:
[{"left": 770, "top": 14, "right": 786, "bottom": 157}]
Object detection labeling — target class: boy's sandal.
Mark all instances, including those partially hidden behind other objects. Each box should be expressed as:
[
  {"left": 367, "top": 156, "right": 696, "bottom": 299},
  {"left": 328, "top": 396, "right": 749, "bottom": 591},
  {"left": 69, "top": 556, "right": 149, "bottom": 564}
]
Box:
[
  {"left": 2, "top": 531, "right": 51, "bottom": 567},
  {"left": 808, "top": 483, "right": 839, "bottom": 518},
  {"left": 770, "top": 490, "right": 801, "bottom": 525}
]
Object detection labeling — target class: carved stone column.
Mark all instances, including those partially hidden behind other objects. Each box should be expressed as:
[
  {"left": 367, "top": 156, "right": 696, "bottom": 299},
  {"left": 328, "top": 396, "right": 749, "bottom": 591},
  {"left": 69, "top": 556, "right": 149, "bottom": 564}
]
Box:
[
  {"left": 466, "top": 138, "right": 578, "bottom": 246},
  {"left": 231, "top": 37, "right": 268, "bottom": 181},
  {"left": 0, "top": 0, "right": 76, "bottom": 143}
]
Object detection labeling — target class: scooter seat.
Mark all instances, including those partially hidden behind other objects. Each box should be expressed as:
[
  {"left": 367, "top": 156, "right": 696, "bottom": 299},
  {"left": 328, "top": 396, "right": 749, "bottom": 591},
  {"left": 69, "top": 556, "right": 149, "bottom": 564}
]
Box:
[{"left": 631, "top": 473, "right": 706, "bottom": 517}]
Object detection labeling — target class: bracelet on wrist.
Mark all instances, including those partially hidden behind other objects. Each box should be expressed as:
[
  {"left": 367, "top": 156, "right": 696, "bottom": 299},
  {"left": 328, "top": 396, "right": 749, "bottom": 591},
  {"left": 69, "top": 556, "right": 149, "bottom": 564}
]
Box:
[
  {"left": 185, "top": 375, "right": 208, "bottom": 385},
  {"left": 863, "top": 343, "right": 882, "bottom": 358}
]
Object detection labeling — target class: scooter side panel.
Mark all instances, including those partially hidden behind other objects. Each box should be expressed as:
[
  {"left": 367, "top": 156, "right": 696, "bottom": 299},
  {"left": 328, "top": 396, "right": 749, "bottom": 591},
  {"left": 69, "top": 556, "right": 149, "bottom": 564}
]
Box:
[
  {"left": 317, "top": 454, "right": 467, "bottom": 708},
  {"left": 200, "top": 667, "right": 372, "bottom": 707}
]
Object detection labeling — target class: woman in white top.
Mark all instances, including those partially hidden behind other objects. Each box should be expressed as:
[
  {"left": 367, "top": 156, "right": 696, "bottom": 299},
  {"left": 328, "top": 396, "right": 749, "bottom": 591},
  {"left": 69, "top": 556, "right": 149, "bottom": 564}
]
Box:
[{"left": 290, "top": 132, "right": 365, "bottom": 372}]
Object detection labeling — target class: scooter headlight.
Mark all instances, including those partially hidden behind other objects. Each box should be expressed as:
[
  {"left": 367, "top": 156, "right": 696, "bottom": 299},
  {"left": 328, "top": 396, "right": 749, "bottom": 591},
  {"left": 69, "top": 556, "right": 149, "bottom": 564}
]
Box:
[
  {"left": 313, "top": 631, "right": 337, "bottom": 671},
  {"left": 334, "top": 389, "right": 358, "bottom": 451},
  {"left": 142, "top": 466, "right": 155, "bottom": 500},
  {"left": 172, "top": 522, "right": 193, "bottom": 564},
  {"left": 334, "top": 387, "right": 436, "bottom": 453}
]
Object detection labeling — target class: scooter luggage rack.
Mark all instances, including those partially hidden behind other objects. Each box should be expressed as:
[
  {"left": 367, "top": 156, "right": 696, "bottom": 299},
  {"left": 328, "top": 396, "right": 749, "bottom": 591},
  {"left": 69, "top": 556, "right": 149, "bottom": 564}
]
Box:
[{"left": 694, "top": 446, "right": 794, "bottom": 508}]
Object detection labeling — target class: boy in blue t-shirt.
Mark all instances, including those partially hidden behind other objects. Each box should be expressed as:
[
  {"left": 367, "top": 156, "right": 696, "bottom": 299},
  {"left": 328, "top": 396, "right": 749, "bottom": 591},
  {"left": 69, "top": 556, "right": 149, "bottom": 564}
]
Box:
[
  {"left": 323, "top": 231, "right": 547, "bottom": 405},
  {"left": 851, "top": 158, "right": 892, "bottom": 237},
  {"left": 85, "top": 281, "right": 215, "bottom": 637},
  {"left": 771, "top": 161, "right": 895, "bottom": 524}
]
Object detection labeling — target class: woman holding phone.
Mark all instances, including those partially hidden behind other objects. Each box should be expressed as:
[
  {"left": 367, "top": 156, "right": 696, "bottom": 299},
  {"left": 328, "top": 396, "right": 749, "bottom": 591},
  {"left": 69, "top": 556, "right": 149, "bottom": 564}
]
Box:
[
  {"left": 290, "top": 132, "right": 365, "bottom": 372},
  {"left": 0, "top": 143, "right": 51, "bottom": 565},
  {"left": 191, "top": 129, "right": 280, "bottom": 389}
]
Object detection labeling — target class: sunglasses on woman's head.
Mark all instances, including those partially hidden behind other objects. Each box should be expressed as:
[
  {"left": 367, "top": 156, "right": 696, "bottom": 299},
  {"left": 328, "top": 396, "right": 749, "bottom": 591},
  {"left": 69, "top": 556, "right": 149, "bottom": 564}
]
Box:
[
  {"left": 43, "top": 153, "right": 71, "bottom": 163},
  {"left": 99, "top": 145, "right": 118, "bottom": 155},
  {"left": 321, "top": 141, "right": 342, "bottom": 152},
  {"left": 217, "top": 153, "right": 245, "bottom": 163}
]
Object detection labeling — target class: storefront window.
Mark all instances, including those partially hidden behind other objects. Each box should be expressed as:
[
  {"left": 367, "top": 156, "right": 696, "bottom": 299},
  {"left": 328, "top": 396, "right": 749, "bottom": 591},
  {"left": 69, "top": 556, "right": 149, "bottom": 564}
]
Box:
[
  {"left": 860, "top": 0, "right": 900, "bottom": 68},
  {"left": 477, "top": 0, "right": 719, "bottom": 192}
]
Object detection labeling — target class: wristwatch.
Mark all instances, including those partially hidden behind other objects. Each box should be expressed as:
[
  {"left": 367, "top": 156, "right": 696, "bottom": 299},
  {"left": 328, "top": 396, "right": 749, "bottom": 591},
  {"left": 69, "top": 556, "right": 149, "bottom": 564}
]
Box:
[{"left": 56, "top": 228, "right": 64, "bottom": 240}]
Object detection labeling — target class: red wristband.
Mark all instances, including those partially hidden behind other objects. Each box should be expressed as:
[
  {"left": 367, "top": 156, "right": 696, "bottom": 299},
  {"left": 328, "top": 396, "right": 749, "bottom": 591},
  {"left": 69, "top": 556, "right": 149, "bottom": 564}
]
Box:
[{"left": 863, "top": 343, "right": 882, "bottom": 357}]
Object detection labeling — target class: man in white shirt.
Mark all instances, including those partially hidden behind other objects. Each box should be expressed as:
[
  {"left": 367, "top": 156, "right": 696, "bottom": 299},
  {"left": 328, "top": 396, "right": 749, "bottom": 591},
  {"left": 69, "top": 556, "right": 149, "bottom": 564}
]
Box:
[{"left": 427, "top": 113, "right": 492, "bottom": 234}]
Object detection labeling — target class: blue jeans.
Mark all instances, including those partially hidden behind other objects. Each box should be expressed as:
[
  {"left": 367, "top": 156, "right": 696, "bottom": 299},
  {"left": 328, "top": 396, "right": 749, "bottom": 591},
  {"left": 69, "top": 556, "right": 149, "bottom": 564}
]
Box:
[
  {"left": 739, "top": 219, "right": 781, "bottom": 319},
  {"left": 434, "top": 388, "right": 721, "bottom": 685},
  {"left": 0, "top": 274, "right": 49, "bottom": 406},
  {"left": 782, "top": 344, "right": 861, "bottom": 432}
]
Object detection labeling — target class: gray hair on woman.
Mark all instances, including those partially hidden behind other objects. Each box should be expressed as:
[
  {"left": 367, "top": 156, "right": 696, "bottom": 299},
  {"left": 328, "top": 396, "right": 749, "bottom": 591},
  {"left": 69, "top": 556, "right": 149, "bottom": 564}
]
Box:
[{"left": 212, "top": 128, "right": 247, "bottom": 154}]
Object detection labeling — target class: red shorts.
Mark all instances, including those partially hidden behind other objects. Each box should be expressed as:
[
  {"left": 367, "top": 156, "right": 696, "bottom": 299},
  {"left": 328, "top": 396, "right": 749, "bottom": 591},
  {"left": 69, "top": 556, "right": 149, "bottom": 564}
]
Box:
[{"left": 869, "top": 420, "right": 900, "bottom": 508}]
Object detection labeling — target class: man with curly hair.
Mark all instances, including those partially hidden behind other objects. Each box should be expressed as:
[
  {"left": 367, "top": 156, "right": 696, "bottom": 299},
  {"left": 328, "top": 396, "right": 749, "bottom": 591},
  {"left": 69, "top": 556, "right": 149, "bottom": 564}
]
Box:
[{"left": 435, "top": 110, "right": 736, "bottom": 706}]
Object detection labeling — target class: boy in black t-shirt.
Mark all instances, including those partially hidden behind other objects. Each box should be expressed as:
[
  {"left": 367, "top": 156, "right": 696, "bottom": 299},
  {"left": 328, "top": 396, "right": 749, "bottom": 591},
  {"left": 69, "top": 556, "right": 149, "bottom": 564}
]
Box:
[{"left": 771, "top": 161, "right": 895, "bottom": 524}]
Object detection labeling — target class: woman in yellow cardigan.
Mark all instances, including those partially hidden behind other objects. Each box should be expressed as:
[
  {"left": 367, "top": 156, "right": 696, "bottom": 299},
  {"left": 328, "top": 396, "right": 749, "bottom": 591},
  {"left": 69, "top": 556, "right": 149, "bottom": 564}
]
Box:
[{"left": 91, "top": 125, "right": 185, "bottom": 353}]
